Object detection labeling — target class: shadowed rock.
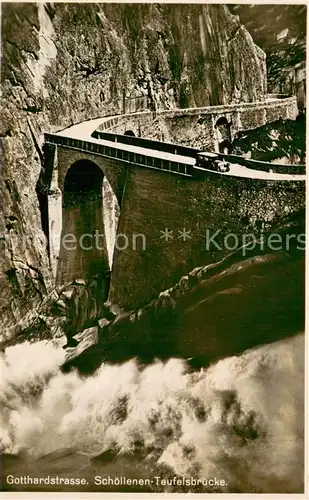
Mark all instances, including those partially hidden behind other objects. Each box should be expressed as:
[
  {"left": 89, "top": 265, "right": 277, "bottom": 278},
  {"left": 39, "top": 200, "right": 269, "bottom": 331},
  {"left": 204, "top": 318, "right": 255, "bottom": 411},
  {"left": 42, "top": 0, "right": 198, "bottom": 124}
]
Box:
[{"left": 62, "top": 211, "right": 304, "bottom": 374}]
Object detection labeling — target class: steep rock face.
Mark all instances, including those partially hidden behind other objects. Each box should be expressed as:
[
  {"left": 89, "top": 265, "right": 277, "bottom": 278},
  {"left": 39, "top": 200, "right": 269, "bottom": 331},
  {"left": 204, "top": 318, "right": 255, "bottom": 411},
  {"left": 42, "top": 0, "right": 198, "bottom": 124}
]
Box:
[
  {"left": 230, "top": 4, "right": 306, "bottom": 89},
  {"left": 1, "top": 3, "right": 266, "bottom": 338}
]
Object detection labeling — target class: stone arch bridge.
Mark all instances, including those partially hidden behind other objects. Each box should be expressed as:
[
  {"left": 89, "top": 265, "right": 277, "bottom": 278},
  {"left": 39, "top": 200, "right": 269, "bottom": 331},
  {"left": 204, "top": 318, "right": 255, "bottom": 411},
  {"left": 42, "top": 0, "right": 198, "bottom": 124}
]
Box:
[{"left": 43, "top": 97, "right": 305, "bottom": 309}]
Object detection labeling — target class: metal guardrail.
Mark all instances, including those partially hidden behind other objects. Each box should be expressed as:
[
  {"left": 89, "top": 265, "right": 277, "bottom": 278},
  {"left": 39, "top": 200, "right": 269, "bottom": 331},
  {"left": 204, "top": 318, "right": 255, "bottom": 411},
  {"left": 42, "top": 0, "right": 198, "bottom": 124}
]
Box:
[{"left": 44, "top": 133, "right": 193, "bottom": 178}]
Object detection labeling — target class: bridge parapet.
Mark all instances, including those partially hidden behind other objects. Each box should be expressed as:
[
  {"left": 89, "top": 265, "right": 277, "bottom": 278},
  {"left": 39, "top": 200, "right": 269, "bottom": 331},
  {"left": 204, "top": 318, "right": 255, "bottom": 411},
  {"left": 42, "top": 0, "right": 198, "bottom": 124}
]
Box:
[
  {"left": 95, "top": 96, "right": 298, "bottom": 155},
  {"left": 91, "top": 130, "right": 198, "bottom": 157},
  {"left": 92, "top": 130, "right": 305, "bottom": 176},
  {"left": 98, "top": 96, "right": 297, "bottom": 128},
  {"left": 98, "top": 96, "right": 297, "bottom": 126},
  {"left": 218, "top": 153, "right": 305, "bottom": 175}
]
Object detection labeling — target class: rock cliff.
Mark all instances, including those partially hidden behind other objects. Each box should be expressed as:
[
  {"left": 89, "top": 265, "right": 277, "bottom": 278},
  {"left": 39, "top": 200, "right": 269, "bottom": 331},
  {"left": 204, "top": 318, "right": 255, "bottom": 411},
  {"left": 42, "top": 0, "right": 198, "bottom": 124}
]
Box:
[
  {"left": 1, "top": 3, "right": 267, "bottom": 338},
  {"left": 230, "top": 4, "right": 306, "bottom": 89},
  {"left": 232, "top": 115, "right": 306, "bottom": 164},
  {"left": 62, "top": 210, "right": 305, "bottom": 374}
]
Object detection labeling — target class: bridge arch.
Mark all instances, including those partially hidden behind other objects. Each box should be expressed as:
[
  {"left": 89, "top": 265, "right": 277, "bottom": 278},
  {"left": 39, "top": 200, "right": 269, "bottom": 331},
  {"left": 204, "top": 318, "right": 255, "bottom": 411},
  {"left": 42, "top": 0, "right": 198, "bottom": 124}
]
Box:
[
  {"left": 63, "top": 159, "right": 103, "bottom": 208},
  {"left": 219, "top": 139, "right": 232, "bottom": 154},
  {"left": 215, "top": 116, "right": 232, "bottom": 153},
  {"left": 56, "top": 159, "right": 118, "bottom": 292},
  {"left": 215, "top": 116, "right": 229, "bottom": 127},
  {"left": 215, "top": 116, "right": 231, "bottom": 138},
  {"left": 124, "top": 129, "right": 135, "bottom": 137}
]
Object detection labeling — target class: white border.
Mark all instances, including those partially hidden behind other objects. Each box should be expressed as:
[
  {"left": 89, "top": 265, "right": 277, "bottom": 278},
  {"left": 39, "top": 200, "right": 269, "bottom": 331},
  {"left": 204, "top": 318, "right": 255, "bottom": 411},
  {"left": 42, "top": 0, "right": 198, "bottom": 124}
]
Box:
[{"left": 0, "top": 0, "right": 307, "bottom": 498}]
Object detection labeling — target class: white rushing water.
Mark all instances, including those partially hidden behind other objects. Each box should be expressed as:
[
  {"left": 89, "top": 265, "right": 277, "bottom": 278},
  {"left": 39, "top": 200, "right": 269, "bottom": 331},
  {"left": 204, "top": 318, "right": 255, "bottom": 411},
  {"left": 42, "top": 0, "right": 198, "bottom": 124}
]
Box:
[{"left": 0, "top": 333, "right": 304, "bottom": 492}]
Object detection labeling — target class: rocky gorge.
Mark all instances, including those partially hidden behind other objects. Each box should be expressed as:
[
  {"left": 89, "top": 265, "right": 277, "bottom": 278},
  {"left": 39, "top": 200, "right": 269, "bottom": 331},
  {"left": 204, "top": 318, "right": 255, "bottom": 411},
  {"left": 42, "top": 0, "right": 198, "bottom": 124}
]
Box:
[
  {"left": 1, "top": 3, "right": 270, "bottom": 342},
  {"left": 0, "top": 4, "right": 306, "bottom": 493}
]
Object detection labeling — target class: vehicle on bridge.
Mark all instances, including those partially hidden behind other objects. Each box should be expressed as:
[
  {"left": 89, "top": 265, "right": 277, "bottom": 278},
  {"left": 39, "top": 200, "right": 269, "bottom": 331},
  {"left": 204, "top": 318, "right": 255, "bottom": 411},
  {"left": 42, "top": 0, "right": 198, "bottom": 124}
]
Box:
[{"left": 196, "top": 152, "right": 230, "bottom": 172}]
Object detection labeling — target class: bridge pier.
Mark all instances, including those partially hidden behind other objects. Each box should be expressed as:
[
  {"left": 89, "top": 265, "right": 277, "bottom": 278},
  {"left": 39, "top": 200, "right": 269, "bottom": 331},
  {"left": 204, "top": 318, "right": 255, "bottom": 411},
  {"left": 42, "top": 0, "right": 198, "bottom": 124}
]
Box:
[
  {"left": 56, "top": 159, "right": 110, "bottom": 287},
  {"left": 43, "top": 141, "right": 128, "bottom": 288},
  {"left": 46, "top": 145, "right": 63, "bottom": 278},
  {"left": 48, "top": 188, "right": 63, "bottom": 278},
  {"left": 102, "top": 176, "right": 120, "bottom": 269}
]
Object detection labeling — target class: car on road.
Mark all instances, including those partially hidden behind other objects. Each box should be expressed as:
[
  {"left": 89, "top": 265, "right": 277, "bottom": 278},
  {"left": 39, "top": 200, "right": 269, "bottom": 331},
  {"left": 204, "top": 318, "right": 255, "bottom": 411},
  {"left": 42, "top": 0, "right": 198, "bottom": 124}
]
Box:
[{"left": 196, "top": 152, "right": 230, "bottom": 172}]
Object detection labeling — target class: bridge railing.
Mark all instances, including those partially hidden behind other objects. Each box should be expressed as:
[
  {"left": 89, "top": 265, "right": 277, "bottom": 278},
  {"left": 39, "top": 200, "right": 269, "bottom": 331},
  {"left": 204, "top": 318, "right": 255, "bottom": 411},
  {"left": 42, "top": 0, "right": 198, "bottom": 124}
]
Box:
[
  {"left": 44, "top": 133, "right": 193, "bottom": 178},
  {"left": 217, "top": 153, "right": 306, "bottom": 175},
  {"left": 92, "top": 130, "right": 306, "bottom": 175},
  {"left": 92, "top": 130, "right": 198, "bottom": 157}
]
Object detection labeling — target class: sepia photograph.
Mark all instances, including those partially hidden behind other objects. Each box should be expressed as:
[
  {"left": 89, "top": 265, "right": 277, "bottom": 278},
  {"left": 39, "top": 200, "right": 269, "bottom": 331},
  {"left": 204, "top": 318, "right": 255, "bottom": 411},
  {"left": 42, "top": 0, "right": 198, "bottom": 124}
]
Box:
[{"left": 0, "top": 1, "right": 306, "bottom": 495}]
